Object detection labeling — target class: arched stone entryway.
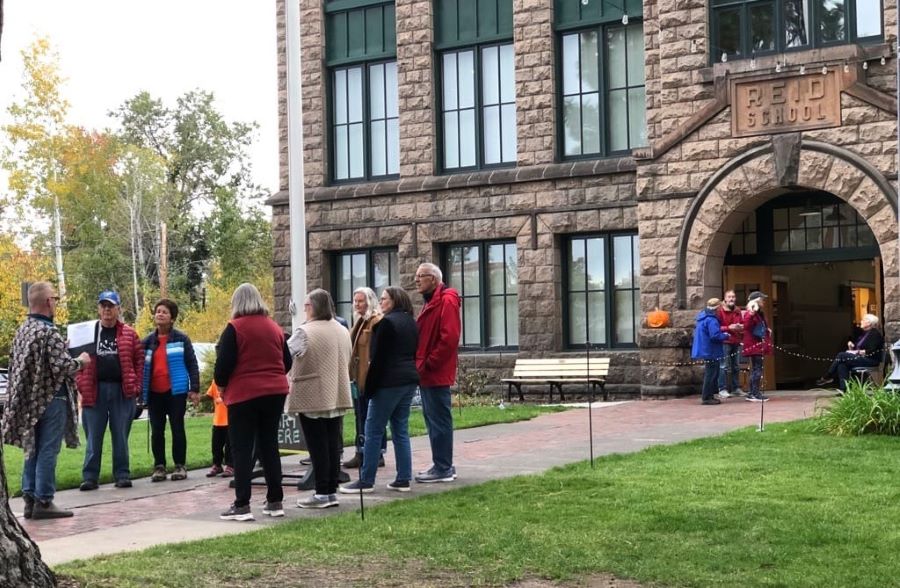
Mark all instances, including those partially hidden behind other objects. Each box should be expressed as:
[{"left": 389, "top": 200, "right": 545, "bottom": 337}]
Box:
[{"left": 675, "top": 136, "right": 900, "bottom": 339}]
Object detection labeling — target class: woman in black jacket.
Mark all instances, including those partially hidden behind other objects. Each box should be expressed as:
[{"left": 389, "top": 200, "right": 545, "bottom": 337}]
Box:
[
  {"left": 816, "top": 313, "right": 885, "bottom": 392},
  {"left": 340, "top": 286, "right": 419, "bottom": 493}
]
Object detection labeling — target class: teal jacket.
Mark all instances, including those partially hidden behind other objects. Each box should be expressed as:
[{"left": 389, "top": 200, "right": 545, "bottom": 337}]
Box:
[{"left": 141, "top": 328, "right": 199, "bottom": 403}]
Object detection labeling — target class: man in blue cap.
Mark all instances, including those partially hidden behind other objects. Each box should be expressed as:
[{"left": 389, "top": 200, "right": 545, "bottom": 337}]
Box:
[{"left": 75, "top": 290, "right": 145, "bottom": 490}]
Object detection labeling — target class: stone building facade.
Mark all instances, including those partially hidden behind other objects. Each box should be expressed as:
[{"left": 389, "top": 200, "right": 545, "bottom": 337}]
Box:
[{"left": 270, "top": 0, "right": 898, "bottom": 397}]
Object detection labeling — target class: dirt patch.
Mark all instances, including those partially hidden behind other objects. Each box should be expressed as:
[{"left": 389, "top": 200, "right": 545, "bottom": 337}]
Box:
[{"left": 511, "top": 574, "right": 650, "bottom": 588}]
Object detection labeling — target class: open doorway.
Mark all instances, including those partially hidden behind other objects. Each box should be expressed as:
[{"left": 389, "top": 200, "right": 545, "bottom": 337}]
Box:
[{"left": 723, "top": 191, "right": 883, "bottom": 389}]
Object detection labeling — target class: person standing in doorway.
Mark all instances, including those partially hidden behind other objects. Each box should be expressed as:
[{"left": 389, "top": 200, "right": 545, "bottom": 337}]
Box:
[
  {"left": 692, "top": 298, "right": 730, "bottom": 405},
  {"left": 716, "top": 290, "right": 744, "bottom": 398},
  {"left": 76, "top": 290, "right": 145, "bottom": 490},
  {"left": 142, "top": 299, "right": 200, "bottom": 483},
  {"left": 742, "top": 291, "right": 772, "bottom": 402},
  {"left": 2, "top": 282, "right": 89, "bottom": 518},
  {"left": 413, "top": 262, "right": 461, "bottom": 484}
]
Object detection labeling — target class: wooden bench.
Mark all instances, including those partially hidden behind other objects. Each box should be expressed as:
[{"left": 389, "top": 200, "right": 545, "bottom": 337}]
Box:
[{"left": 501, "top": 357, "right": 610, "bottom": 402}]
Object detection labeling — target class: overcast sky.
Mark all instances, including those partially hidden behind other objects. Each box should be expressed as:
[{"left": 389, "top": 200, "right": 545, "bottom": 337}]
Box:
[{"left": 0, "top": 0, "right": 279, "bottom": 195}]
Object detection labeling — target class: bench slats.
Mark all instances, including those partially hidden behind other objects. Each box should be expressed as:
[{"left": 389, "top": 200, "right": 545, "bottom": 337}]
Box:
[{"left": 503, "top": 357, "right": 611, "bottom": 402}]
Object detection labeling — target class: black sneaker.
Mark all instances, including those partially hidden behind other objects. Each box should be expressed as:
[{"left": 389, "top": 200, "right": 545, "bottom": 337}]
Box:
[
  {"left": 701, "top": 397, "right": 722, "bottom": 405},
  {"left": 262, "top": 501, "right": 285, "bottom": 517},
  {"left": 79, "top": 480, "right": 98, "bottom": 491},
  {"left": 115, "top": 479, "right": 133, "bottom": 488},
  {"left": 415, "top": 469, "right": 455, "bottom": 484},
  {"left": 32, "top": 500, "right": 74, "bottom": 519},
  {"left": 816, "top": 376, "right": 834, "bottom": 387},
  {"left": 220, "top": 503, "right": 254, "bottom": 521},
  {"left": 387, "top": 480, "right": 411, "bottom": 492},
  {"left": 746, "top": 394, "right": 769, "bottom": 402},
  {"left": 23, "top": 494, "right": 35, "bottom": 519},
  {"left": 339, "top": 480, "right": 374, "bottom": 494}
]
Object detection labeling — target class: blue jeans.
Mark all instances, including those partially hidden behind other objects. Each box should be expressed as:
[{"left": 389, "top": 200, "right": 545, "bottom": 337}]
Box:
[
  {"left": 352, "top": 394, "right": 386, "bottom": 455},
  {"left": 361, "top": 385, "right": 416, "bottom": 485},
  {"left": 702, "top": 361, "right": 720, "bottom": 401},
  {"left": 718, "top": 343, "right": 741, "bottom": 392},
  {"left": 420, "top": 385, "right": 454, "bottom": 473},
  {"left": 82, "top": 381, "right": 135, "bottom": 482},
  {"left": 22, "top": 396, "right": 68, "bottom": 501},
  {"left": 749, "top": 356, "right": 764, "bottom": 396}
]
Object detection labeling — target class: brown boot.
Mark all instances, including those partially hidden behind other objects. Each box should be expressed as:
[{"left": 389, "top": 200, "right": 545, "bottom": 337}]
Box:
[
  {"left": 342, "top": 452, "right": 363, "bottom": 469},
  {"left": 32, "top": 500, "right": 73, "bottom": 519}
]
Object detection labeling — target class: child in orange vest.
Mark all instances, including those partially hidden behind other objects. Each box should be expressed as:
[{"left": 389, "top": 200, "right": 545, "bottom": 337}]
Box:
[{"left": 205, "top": 382, "right": 233, "bottom": 477}]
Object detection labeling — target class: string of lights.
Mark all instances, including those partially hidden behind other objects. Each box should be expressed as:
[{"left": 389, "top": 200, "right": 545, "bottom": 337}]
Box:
[{"left": 638, "top": 344, "right": 889, "bottom": 368}]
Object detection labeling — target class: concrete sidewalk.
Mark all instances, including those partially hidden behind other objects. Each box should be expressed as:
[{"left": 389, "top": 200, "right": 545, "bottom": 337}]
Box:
[{"left": 10, "top": 390, "right": 831, "bottom": 566}]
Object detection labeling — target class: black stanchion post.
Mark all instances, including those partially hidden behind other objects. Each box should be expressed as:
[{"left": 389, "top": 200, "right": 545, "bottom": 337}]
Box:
[
  {"left": 587, "top": 335, "right": 594, "bottom": 469},
  {"left": 356, "top": 433, "right": 365, "bottom": 521},
  {"left": 758, "top": 375, "right": 765, "bottom": 432}
]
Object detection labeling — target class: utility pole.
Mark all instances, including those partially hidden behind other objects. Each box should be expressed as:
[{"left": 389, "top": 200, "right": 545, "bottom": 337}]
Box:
[
  {"left": 160, "top": 221, "right": 168, "bottom": 298},
  {"left": 53, "top": 194, "right": 67, "bottom": 301}
]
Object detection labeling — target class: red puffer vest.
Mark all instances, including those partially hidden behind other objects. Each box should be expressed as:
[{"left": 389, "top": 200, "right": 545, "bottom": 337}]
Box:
[{"left": 75, "top": 321, "right": 145, "bottom": 407}]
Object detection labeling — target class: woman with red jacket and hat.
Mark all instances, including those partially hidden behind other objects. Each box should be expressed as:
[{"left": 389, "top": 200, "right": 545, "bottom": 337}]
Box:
[{"left": 741, "top": 291, "right": 772, "bottom": 403}]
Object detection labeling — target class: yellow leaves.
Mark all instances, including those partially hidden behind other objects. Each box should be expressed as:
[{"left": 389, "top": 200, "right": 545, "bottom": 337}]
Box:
[{"left": 0, "top": 236, "right": 54, "bottom": 362}]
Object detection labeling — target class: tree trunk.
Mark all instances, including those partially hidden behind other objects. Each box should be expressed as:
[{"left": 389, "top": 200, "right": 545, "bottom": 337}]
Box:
[{"left": 0, "top": 444, "right": 56, "bottom": 587}]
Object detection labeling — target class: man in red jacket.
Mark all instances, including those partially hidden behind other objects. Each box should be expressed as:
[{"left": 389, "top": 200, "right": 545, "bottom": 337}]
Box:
[
  {"left": 413, "top": 263, "right": 461, "bottom": 484},
  {"left": 76, "top": 290, "right": 144, "bottom": 490},
  {"left": 716, "top": 290, "right": 744, "bottom": 398}
]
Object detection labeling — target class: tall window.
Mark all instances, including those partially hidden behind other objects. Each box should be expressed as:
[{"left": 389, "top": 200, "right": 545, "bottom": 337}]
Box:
[
  {"left": 566, "top": 234, "right": 640, "bottom": 348},
  {"left": 332, "top": 61, "right": 399, "bottom": 181},
  {"left": 561, "top": 22, "right": 647, "bottom": 158},
  {"left": 445, "top": 242, "right": 518, "bottom": 349},
  {"left": 326, "top": 1, "right": 397, "bottom": 183},
  {"left": 441, "top": 43, "right": 517, "bottom": 170},
  {"left": 712, "top": 0, "right": 882, "bottom": 60},
  {"left": 333, "top": 249, "right": 399, "bottom": 324}
]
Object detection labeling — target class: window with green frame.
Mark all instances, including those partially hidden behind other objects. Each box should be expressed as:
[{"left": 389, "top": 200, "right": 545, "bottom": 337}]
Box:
[
  {"left": 333, "top": 248, "right": 399, "bottom": 324},
  {"left": 326, "top": 1, "right": 398, "bottom": 183},
  {"left": 435, "top": 0, "right": 516, "bottom": 172},
  {"left": 440, "top": 43, "right": 517, "bottom": 170},
  {"left": 560, "top": 22, "right": 647, "bottom": 158},
  {"left": 444, "top": 241, "right": 518, "bottom": 349},
  {"left": 565, "top": 233, "right": 640, "bottom": 348},
  {"left": 711, "top": 0, "right": 883, "bottom": 60}
]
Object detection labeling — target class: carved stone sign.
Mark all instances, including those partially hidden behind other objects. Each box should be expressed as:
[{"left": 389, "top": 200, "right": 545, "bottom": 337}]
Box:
[{"left": 732, "top": 70, "right": 841, "bottom": 138}]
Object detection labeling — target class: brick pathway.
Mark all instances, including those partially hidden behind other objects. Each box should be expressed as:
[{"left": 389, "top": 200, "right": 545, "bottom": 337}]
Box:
[{"left": 11, "top": 391, "right": 829, "bottom": 565}]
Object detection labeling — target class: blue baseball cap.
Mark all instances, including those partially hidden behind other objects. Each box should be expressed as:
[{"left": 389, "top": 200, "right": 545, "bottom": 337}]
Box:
[{"left": 98, "top": 290, "right": 121, "bottom": 305}]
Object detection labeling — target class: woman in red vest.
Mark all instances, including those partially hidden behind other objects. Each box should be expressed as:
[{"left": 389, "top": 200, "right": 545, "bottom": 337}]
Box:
[{"left": 214, "top": 283, "right": 292, "bottom": 521}]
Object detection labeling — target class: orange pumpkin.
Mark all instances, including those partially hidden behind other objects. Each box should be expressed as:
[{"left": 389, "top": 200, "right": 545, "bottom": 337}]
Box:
[{"left": 647, "top": 308, "right": 670, "bottom": 328}]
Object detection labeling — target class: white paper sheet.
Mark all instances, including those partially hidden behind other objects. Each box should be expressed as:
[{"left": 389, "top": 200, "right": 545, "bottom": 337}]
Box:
[{"left": 68, "top": 320, "right": 97, "bottom": 354}]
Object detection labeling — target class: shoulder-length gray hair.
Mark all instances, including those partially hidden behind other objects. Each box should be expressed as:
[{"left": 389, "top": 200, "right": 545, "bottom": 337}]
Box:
[
  {"left": 306, "top": 288, "right": 334, "bottom": 321},
  {"left": 352, "top": 287, "right": 380, "bottom": 322},
  {"left": 231, "top": 283, "right": 269, "bottom": 318}
]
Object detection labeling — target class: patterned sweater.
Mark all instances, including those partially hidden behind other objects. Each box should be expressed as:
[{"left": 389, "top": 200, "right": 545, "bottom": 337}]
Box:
[{"left": 1, "top": 315, "right": 81, "bottom": 458}]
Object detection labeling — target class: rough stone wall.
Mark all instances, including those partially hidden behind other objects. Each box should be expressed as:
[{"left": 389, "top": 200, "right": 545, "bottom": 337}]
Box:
[
  {"left": 513, "top": 0, "right": 555, "bottom": 166},
  {"left": 396, "top": 0, "right": 436, "bottom": 177}
]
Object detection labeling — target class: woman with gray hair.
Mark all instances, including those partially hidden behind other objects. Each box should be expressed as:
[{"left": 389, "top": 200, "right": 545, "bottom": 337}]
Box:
[
  {"left": 287, "top": 288, "right": 353, "bottom": 508},
  {"left": 214, "top": 283, "right": 292, "bottom": 521},
  {"left": 816, "top": 313, "right": 885, "bottom": 392},
  {"left": 343, "top": 287, "right": 387, "bottom": 470}
]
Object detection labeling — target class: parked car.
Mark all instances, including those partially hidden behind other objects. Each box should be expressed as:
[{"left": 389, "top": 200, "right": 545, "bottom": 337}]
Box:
[{"left": 0, "top": 368, "right": 8, "bottom": 416}]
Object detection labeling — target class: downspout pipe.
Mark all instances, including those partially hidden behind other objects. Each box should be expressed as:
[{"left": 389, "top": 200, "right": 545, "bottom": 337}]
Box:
[{"left": 286, "top": 0, "right": 307, "bottom": 331}]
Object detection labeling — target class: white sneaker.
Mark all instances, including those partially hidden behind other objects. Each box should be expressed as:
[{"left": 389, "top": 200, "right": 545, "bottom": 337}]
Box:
[
  {"left": 733, "top": 388, "right": 746, "bottom": 397},
  {"left": 717, "top": 389, "right": 731, "bottom": 399}
]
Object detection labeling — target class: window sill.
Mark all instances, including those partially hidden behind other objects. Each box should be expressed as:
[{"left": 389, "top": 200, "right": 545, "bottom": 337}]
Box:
[
  {"left": 266, "top": 157, "right": 636, "bottom": 205},
  {"left": 699, "top": 42, "right": 892, "bottom": 82}
]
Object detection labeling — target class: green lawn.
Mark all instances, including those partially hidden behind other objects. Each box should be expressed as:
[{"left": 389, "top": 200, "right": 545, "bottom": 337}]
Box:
[
  {"left": 58, "top": 420, "right": 900, "bottom": 588},
  {"left": 3, "top": 404, "right": 563, "bottom": 496}
]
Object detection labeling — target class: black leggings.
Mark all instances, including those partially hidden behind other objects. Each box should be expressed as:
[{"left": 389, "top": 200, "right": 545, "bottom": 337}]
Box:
[
  {"left": 299, "top": 414, "right": 343, "bottom": 496},
  {"left": 211, "top": 425, "right": 232, "bottom": 467},
  {"left": 227, "top": 394, "right": 285, "bottom": 507},
  {"left": 148, "top": 392, "right": 187, "bottom": 467}
]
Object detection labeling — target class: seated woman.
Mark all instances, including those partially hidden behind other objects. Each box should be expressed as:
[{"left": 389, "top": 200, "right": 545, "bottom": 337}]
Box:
[{"left": 816, "top": 314, "right": 884, "bottom": 391}]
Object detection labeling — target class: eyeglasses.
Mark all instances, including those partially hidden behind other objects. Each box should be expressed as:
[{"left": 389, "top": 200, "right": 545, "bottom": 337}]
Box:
[
  {"left": 48, "top": 296, "right": 60, "bottom": 302},
  {"left": 414, "top": 274, "right": 433, "bottom": 279}
]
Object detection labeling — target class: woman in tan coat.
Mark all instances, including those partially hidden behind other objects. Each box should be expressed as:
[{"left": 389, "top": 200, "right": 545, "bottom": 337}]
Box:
[
  {"left": 343, "top": 287, "right": 385, "bottom": 469},
  {"left": 288, "top": 289, "right": 352, "bottom": 509}
]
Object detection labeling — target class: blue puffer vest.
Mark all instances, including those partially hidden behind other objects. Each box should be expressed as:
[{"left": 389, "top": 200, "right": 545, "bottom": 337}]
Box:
[{"left": 141, "top": 328, "right": 199, "bottom": 403}]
